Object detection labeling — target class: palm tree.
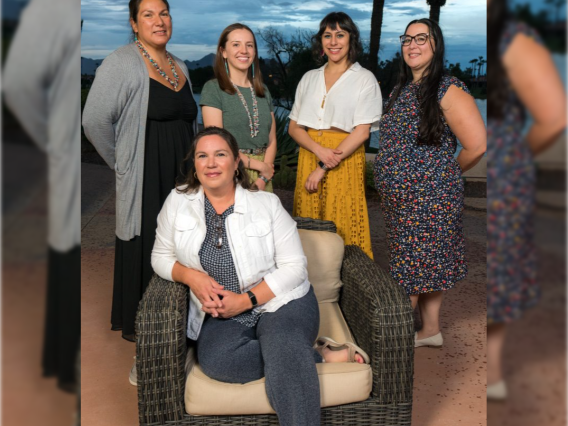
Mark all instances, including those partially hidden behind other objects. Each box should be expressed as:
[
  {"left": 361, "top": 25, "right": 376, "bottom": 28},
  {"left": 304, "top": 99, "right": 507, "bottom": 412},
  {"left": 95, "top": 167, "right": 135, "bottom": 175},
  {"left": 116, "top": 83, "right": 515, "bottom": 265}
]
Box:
[
  {"left": 369, "top": 0, "right": 386, "bottom": 74},
  {"left": 427, "top": 0, "right": 447, "bottom": 23},
  {"left": 478, "top": 58, "right": 486, "bottom": 77},
  {"left": 477, "top": 56, "right": 484, "bottom": 77},
  {"left": 469, "top": 59, "right": 478, "bottom": 78}
]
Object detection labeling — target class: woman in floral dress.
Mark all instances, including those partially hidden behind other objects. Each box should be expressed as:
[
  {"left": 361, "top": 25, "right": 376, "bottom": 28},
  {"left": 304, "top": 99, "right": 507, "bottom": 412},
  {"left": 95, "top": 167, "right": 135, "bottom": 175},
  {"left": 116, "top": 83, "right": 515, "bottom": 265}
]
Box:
[
  {"left": 374, "top": 18, "right": 486, "bottom": 348},
  {"left": 486, "top": 0, "right": 566, "bottom": 400}
]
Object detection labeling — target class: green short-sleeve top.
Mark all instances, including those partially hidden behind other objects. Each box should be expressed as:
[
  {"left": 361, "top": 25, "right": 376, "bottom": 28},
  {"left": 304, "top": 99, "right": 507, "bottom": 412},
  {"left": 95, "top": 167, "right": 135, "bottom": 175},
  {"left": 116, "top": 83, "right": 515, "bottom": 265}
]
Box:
[{"left": 199, "top": 79, "right": 274, "bottom": 150}]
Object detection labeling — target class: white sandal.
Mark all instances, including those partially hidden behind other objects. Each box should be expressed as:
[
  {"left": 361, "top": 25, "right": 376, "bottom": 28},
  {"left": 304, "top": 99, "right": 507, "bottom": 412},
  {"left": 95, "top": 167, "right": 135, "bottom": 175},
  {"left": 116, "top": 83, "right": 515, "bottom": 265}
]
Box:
[{"left": 314, "top": 336, "right": 370, "bottom": 364}]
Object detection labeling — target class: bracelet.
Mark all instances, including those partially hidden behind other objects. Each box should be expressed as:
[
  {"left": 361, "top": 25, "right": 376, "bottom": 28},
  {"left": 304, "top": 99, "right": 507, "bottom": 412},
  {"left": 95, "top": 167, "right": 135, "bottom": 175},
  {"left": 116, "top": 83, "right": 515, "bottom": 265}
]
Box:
[
  {"left": 318, "top": 160, "right": 329, "bottom": 172},
  {"left": 248, "top": 156, "right": 251, "bottom": 169},
  {"left": 260, "top": 176, "right": 270, "bottom": 184}
]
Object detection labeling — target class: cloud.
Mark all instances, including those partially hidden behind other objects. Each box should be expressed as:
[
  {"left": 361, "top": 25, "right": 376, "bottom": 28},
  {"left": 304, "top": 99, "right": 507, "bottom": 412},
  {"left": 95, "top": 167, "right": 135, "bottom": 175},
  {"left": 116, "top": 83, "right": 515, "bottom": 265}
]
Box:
[
  {"left": 81, "top": 0, "right": 486, "bottom": 64},
  {"left": 385, "top": 6, "right": 428, "bottom": 16}
]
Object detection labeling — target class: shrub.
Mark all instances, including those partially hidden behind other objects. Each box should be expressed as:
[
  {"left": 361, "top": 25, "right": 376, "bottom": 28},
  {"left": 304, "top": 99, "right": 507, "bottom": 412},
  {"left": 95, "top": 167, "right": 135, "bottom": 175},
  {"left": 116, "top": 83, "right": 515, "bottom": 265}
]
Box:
[
  {"left": 274, "top": 111, "right": 298, "bottom": 169},
  {"left": 366, "top": 161, "right": 377, "bottom": 194},
  {"left": 272, "top": 155, "right": 297, "bottom": 190}
]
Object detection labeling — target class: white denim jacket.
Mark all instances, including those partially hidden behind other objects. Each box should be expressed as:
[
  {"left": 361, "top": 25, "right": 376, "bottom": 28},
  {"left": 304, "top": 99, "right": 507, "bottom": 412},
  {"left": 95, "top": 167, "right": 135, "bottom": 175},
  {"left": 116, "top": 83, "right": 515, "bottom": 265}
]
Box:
[{"left": 152, "top": 184, "right": 311, "bottom": 340}]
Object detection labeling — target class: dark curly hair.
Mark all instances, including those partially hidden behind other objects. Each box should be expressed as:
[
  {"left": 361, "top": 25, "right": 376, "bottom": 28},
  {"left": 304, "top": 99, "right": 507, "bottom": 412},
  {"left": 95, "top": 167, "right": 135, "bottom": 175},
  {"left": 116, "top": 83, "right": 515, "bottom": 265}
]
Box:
[
  {"left": 312, "top": 12, "right": 362, "bottom": 65},
  {"left": 177, "top": 127, "right": 254, "bottom": 194},
  {"left": 384, "top": 18, "right": 447, "bottom": 147}
]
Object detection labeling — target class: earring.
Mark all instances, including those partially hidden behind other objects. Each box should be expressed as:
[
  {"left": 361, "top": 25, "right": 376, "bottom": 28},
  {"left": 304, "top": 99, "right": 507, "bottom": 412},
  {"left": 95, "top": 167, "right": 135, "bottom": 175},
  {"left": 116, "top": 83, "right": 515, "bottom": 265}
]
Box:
[
  {"left": 235, "top": 169, "right": 240, "bottom": 177},
  {"left": 320, "top": 50, "right": 325, "bottom": 57},
  {"left": 225, "top": 59, "right": 229, "bottom": 76},
  {"left": 134, "top": 32, "right": 138, "bottom": 42},
  {"left": 194, "top": 172, "right": 197, "bottom": 179},
  {"left": 251, "top": 63, "right": 255, "bottom": 79}
]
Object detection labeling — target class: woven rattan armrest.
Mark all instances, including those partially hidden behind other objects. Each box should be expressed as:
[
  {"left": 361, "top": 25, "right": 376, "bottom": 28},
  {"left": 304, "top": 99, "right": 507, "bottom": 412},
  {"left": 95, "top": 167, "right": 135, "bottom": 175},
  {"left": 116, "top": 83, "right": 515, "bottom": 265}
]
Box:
[
  {"left": 340, "top": 245, "right": 415, "bottom": 405},
  {"left": 293, "top": 216, "right": 337, "bottom": 232},
  {"left": 136, "top": 274, "right": 189, "bottom": 425}
]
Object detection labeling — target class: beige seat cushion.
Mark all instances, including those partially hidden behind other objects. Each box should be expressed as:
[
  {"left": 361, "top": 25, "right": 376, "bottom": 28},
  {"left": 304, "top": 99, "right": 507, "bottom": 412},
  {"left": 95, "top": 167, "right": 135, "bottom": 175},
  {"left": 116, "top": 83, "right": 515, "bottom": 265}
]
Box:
[
  {"left": 298, "top": 229, "right": 344, "bottom": 303},
  {"left": 185, "top": 302, "right": 371, "bottom": 416},
  {"left": 317, "top": 302, "right": 354, "bottom": 343}
]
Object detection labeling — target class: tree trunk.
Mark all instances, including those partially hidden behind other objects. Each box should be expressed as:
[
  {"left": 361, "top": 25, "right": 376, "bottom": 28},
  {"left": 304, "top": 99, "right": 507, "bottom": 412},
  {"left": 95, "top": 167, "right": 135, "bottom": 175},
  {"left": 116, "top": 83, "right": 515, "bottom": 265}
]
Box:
[
  {"left": 429, "top": 5, "right": 441, "bottom": 23},
  {"left": 369, "top": 0, "right": 385, "bottom": 75}
]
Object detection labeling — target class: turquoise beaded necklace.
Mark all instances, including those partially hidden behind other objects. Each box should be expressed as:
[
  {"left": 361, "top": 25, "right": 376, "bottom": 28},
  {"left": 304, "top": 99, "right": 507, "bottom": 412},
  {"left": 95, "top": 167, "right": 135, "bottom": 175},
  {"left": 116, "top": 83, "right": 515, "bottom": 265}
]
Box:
[{"left": 135, "top": 37, "right": 179, "bottom": 90}]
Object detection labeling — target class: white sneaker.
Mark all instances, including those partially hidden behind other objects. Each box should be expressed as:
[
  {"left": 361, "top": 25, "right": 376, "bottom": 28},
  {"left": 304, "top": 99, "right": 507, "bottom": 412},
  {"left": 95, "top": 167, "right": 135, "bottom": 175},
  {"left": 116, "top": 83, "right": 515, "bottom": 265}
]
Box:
[
  {"left": 414, "top": 332, "right": 443, "bottom": 348},
  {"left": 487, "top": 380, "right": 507, "bottom": 401},
  {"left": 129, "top": 356, "right": 137, "bottom": 386}
]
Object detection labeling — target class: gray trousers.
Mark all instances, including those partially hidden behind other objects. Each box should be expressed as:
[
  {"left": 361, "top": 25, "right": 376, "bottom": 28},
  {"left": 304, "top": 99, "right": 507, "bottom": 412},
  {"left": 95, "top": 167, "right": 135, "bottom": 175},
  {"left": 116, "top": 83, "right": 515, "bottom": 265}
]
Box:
[{"left": 196, "top": 286, "right": 323, "bottom": 426}]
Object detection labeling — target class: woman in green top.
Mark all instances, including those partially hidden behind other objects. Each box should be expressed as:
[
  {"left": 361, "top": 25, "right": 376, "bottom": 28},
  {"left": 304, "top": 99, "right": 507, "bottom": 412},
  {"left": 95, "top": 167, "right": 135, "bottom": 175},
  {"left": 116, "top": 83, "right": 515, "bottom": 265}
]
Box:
[{"left": 200, "top": 23, "right": 276, "bottom": 192}]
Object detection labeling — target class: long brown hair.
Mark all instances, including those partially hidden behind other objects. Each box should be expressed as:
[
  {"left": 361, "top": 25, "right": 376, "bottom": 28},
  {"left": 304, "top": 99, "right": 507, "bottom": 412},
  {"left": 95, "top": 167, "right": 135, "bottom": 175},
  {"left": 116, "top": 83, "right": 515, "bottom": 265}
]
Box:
[
  {"left": 487, "top": 0, "right": 509, "bottom": 120},
  {"left": 384, "top": 18, "right": 447, "bottom": 147},
  {"left": 213, "top": 23, "right": 266, "bottom": 97},
  {"left": 177, "top": 127, "right": 255, "bottom": 194}
]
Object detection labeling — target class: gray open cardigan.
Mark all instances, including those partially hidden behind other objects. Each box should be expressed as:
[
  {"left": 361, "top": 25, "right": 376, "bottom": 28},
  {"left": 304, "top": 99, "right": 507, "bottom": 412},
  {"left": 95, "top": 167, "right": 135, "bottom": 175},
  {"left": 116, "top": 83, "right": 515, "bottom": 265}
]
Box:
[{"left": 82, "top": 43, "right": 198, "bottom": 240}]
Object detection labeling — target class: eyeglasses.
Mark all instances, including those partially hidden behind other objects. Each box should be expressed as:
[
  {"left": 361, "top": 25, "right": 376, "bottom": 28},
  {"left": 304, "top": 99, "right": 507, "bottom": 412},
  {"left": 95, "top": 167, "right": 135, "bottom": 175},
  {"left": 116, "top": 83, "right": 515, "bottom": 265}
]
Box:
[{"left": 400, "top": 33, "right": 430, "bottom": 46}]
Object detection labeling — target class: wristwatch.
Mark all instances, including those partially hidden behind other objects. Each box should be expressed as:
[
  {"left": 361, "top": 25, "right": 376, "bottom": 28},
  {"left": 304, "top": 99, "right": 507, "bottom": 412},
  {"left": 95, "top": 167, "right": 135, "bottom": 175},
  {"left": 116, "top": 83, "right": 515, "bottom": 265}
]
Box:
[
  {"left": 318, "top": 161, "right": 329, "bottom": 171},
  {"left": 246, "top": 290, "right": 258, "bottom": 308}
]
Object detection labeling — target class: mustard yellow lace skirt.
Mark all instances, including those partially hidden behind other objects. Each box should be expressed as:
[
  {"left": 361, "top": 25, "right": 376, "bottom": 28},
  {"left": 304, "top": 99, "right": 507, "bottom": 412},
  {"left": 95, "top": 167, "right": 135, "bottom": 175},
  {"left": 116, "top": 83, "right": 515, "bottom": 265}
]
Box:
[
  {"left": 246, "top": 153, "right": 273, "bottom": 193},
  {"left": 293, "top": 129, "right": 373, "bottom": 259}
]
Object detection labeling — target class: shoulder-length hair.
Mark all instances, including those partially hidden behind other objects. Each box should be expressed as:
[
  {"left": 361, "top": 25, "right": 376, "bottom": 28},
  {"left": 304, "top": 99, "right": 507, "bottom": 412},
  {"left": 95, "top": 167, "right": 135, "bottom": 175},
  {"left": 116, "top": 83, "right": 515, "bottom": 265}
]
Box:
[
  {"left": 312, "top": 12, "right": 362, "bottom": 65},
  {"left": 177, "top": 127, "right": 255, "bottom": 194},
  {"left": 384, "top": 18, "right": 447, "bottom": 147},
  {"left": 213, "top": 23, "right": 266, "bottom": 97}
]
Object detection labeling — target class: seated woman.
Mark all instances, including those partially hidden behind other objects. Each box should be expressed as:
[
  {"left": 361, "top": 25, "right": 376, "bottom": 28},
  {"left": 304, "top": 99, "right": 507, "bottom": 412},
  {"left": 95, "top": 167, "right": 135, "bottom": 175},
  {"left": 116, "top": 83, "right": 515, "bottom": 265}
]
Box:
[{"left": 151, "top": 126, "right": 368, "bottom": 426}]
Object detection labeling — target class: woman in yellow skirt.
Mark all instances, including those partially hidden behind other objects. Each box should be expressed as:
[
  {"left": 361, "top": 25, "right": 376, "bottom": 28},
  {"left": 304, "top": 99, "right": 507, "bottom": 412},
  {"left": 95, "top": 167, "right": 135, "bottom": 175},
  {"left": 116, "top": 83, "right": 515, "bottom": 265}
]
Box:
[{"left": 288, "top": 12, "right": 382, "bottom": 258}]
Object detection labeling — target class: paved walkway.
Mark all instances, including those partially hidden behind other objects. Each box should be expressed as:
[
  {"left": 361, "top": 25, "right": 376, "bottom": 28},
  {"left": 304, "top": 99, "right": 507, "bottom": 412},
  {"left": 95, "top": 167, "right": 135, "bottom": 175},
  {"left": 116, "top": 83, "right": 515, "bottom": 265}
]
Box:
[
  {"left": 3, "top": 143, "right": 76, "bottom": 426},
  {"left": 488, "top": 207, "right": 566, "bottom": 426}
]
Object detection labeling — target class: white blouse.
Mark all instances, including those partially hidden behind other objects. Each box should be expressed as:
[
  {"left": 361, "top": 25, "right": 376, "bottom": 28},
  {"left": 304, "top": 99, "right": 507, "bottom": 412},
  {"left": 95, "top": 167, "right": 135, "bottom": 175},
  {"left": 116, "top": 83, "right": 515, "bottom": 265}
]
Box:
[{"left": 289, "top": 62, "right": 383, "bottom": 133}]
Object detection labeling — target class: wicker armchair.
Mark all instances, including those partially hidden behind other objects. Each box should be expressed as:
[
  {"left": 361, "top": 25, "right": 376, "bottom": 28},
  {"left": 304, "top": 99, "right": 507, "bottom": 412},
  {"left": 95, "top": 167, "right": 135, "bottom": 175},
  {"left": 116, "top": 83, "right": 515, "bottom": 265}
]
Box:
[{"left": 136, "top": 217, "right": 414, "bottom": 425}]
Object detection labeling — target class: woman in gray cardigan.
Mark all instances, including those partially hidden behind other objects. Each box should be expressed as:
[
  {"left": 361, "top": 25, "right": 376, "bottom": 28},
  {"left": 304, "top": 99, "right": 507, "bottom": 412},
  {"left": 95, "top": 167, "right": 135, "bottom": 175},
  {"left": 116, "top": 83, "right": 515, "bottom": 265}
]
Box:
[{"left": 82, "top": 0, "right": 198, "bottom": 383}]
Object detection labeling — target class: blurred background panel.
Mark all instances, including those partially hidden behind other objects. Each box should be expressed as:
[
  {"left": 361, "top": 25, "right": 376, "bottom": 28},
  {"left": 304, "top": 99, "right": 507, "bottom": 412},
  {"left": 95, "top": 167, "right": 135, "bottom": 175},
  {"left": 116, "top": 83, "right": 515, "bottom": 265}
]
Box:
[
  {"left": 487, "top": 0, "right": 566, "bottom": 425},
  {"left": 2, "top": 0, "right": 80, "bottom": 425}
]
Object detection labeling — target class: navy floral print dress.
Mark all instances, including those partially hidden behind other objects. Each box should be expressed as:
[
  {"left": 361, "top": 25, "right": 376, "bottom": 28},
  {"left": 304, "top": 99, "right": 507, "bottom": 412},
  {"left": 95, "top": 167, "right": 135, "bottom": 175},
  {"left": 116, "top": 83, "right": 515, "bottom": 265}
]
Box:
[
  {"left": 374, "top": 75, "right": 468, "bottom": 295},
  {"left": 487, "top": 22, "right": 542, "bottom": 324}
]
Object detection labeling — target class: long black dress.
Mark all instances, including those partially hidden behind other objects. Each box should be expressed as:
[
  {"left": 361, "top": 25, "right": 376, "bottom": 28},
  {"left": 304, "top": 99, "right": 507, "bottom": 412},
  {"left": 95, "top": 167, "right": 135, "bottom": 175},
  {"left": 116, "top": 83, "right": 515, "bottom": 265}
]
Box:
[{"left": 111, "top": 78, "right": 197, "bottom": 341}]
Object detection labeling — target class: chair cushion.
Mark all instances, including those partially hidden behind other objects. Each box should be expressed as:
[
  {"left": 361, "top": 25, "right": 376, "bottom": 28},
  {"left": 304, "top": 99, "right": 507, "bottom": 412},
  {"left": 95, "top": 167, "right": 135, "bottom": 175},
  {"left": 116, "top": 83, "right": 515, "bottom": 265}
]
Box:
[
  {"left": 185, "top": 302, "right": 372, "bottom": 416},
  {"left": 317, "top": 302, "right": 354, "bottom": 344},
  {"left": 298, "top": 229, "right": 344, "bottom": 303}
]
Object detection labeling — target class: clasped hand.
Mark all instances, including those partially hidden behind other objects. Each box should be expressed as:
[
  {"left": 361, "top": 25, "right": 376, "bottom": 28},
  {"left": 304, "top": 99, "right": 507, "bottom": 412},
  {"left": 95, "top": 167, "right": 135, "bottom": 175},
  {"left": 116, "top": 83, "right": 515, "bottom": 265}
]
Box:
[
  {"left": 187, "top": 271, "right": 224, "bottom": 317},
  {"left": 203, "top": 288, "right": 250, "bottom": 319},
  {"left": 260, "top": 162, "right": 275, "bottom": 180},
  {"left": 255, "top": 178, "right": 266, "bottom": 191},
  {"left": 304, "top": 167, "right": 326, "bottom": 193},
  {"left": 316, "top": 146, "right": 342, "bottom": 169},
  {"left": 188, "top": 271, "right": 250, "bottom": 318}
]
